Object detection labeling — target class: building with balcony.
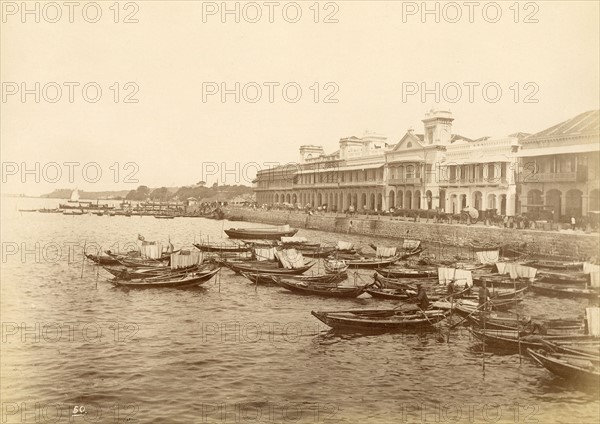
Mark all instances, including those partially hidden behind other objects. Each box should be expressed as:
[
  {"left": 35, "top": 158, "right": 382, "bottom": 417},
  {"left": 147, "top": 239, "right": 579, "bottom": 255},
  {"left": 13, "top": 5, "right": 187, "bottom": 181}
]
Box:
[
  {"left": 518, "top": 110, "right": 599, "bottom": 219},
  {"left": 435, "top": 136, "right": 520, "bottom": 215},
  {"left": 254, "top": 110, "right": 598, "bottom": 217}
]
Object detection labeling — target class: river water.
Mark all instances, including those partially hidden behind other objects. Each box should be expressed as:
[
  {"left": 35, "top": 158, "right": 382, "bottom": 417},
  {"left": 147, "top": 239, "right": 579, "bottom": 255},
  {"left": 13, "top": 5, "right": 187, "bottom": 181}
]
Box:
[{"left": 1, "top": 198, "right": 598, "bottom": 424}]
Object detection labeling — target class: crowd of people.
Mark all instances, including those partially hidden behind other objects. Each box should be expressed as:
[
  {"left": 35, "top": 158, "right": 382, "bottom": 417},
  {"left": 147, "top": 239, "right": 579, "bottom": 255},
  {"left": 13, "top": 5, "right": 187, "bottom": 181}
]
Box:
[{"left": 243, "top": 203, "right": 599, "bottom": 232}]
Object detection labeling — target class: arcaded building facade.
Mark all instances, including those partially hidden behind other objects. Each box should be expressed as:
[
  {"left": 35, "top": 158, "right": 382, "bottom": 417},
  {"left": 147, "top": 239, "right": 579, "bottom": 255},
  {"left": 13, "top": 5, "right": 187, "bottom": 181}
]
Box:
[{"left": 254, "top": 110, "right": 599, "bottom": 217}]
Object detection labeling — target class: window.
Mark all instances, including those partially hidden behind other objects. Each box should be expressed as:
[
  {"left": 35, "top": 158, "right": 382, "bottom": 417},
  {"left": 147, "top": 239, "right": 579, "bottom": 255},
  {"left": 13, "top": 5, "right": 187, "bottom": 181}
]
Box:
[{"left": 407, "top": 142, "right": 412, "bottom": 148}]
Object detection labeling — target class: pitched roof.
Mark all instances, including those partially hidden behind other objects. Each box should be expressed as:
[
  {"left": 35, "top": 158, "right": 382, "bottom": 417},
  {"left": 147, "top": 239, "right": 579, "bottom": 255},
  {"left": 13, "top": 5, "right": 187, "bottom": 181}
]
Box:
[
  {"left": 526, "top": 110, "right": 599, "bottom": 140},
  {"left": 509, "top": 132, "right": 531, "bottom": 140},
  {"left": 450, "top": 134, "right": 474, "bottom": 143}
]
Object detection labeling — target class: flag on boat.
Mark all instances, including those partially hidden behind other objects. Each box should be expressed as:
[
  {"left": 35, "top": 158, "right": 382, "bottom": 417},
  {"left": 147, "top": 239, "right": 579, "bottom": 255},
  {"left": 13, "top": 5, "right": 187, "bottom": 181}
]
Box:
[{"left": 138, "top": 234, "right": 145, "bottom": 241}]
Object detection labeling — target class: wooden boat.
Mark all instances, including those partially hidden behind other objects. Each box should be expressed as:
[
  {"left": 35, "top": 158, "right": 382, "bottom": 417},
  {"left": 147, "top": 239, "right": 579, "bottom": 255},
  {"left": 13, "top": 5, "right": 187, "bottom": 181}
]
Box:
[
  {"left": 372, "top": 273, "right": 438, "bottom": 290},
  {"left": 465, "top": 313, "right": 584, "bottom": 334},
  {"left": 224, "top": 227, "right": 298, "bottom": 240},
  {"left": 63, "top": 209, "right": 84, "bottom": 215},
  {"left": 18, "top": 209, "right": 38, "bottom": 212},
  {"left": 117, "top": 257, "right": 169, "bottom": 268},
  {"left": 111, "top": 266, "right": 220, "bottom": 288},
  {"left": 489, "top": 286, "right": 529, "bottom": 300},
  {"left": 103, "top": 265, "right": 178, "bottom": 280},
  {"left": 368, "top": 243, "right": 424, "bottom": 259},
  {"left": 523, "top": 260, "right": 583, "bottom": 271},
  {"left": 366, "top": 287, "right": 412, "bottom": 300},
  {"left": 311, "top": 309, "right": 448, "bottom": 331},
  {"left": 276, "top": 278, "right": 372, "bottom": 298},
  {"left": 537, "top": 271, "right": 589, "bottom": 286},
  {"left": 453, "top": 297, "right": 524, "bottom": 316},
  {"left": 193, "top": 242, "right": 250, "bottom": 253},
  {"left": 155, "top": 215, "right": 175, "bottom": 219},
  {"left": 280, "top": 239, "right": 320, "bottom": 249},
  {"left": 85, "top": 254, "right": 121, "bottom": 265},
  {"left": 527, "top": 348, "right": 600, "bottom": 383},
  {"left": 323, "top": 259, "right": 349, "bottom": 274},
  {"left": 239, "top": 271, "right": 345, "bottom": 285},
  {"left": 531, "top": 282, "right": 600, "bottom": 299},
  {"left": 473, "top": 274, "right": 531, "bottom": 289},
  {"left": 470, "top": 242, "right": 504, "bottom": 252},
  {"left": 38, "top": 208, "right": 61, "bottom": 213},
  {"left": 469, "top": 328, "right": 598, "bottom": 352},
  {"left": 344, "top": 256, "right": 400, "bottom": 269},
  {"left": 223, "top": 260, "right": 314, "bottom": 275},
  {"left": 376, "top": 268, "right": 437, "bottom": 279},
  {"left": 367, "top": 285, "right": 472, "bottom": 302},
  {"left": 297, "top": 246, "right": 337, "bottom": 258},
  {"left": 541, "top": 339, "right": 600, "bottom": 359}
]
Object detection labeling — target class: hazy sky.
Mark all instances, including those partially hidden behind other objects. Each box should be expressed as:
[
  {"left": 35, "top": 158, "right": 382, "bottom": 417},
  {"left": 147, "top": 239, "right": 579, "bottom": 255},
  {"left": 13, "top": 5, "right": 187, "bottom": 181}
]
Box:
[{"left": 1, "top": 0, "right": 599, "bottom": 195}]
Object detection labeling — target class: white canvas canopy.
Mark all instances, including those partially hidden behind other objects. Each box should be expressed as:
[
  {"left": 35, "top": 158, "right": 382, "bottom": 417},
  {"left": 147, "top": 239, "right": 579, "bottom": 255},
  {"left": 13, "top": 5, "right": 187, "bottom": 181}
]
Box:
[
  {"left": 170, "top": 250, "right": 203, "bottom": 269},
  {"left": 376, "top": 246, "right": 397, "bottom": 258},
  {"left": 584, "top": 262, "right": 600, "bottom": 274},
  {"left": 438, "top": 268, "right": 473, "bottom": 286},
  {"left": 402, "top": 239, "right": 421, "bottom": 250},
  {"left": 336, "top": 241, "right": 354, "bottom": 251},
  {"left": 495, "top": 263, "right": 537, "bottom": 281},
  {"left": 586, "top": 307, "right": 599, "bottom": 336},
  {"left": 141, "top": 241, "right": 163, "bottom": 259},
  {"left": 476, "top": 250, "right": 500, "bottom": 264},
  {"left": 590, "top": 272, "right": 600, "bottom": 288},
  {"left": 254, "top": 247, "right": 276, "bottom": 261},
  {"left": 281, "top": 237, "right": 307, "bottom": 243},
  {"left": 275, "top": 249, "right": 305, "bottom": 269}
]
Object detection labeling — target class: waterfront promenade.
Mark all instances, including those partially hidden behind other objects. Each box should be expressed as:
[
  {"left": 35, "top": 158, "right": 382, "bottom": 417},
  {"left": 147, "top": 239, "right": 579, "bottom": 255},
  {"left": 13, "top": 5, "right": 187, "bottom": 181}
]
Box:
[{"left": 225, "top": 206, "right": 600, "bottom": 259}]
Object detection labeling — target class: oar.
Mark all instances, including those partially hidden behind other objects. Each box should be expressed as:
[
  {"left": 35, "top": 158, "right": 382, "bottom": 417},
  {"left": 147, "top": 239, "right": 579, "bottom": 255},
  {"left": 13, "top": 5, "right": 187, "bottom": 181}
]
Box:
[
  {"left": 448, "top": 298, "right": 495, "bottom": 329},
  {"left": 416, "top": 305, "right": 437, "bottom": 326}
]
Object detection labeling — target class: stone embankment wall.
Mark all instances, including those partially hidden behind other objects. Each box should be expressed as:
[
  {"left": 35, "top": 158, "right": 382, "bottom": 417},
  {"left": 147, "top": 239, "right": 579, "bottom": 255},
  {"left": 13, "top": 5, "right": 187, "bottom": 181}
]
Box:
[{"left": 225, "top": 207, "right": 599, "bottom": 259}]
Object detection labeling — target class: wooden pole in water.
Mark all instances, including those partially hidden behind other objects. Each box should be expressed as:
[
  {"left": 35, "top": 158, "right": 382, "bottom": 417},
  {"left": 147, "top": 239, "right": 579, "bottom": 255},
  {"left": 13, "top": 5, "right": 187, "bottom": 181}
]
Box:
[
  {"left": 482, "top": 279, "right": 486, "bottom": 374},
  {"left": 515, "top": 277, "right": 522, "bottom": 365},
  {"left": 80, "top": 241, "right": 87, "bottom": 278},
  {"left": 95, "top": 245, "right": 101, "bottom": 289}
]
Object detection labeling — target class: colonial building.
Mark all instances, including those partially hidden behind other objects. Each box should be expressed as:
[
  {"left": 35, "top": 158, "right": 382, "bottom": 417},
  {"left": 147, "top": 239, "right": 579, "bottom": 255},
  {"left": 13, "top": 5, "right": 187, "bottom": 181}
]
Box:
[
  {"left": 254, "top": 110, "right": 597, "bottom": 218},
  {"left": 518, "top": 110, "right": 599, "bottom": 219}
]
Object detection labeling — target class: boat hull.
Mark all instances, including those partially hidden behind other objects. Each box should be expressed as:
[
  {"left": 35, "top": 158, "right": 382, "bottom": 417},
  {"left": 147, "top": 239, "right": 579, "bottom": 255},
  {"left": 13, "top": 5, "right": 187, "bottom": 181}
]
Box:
[
  {"left": 311, "top": 309, "right": 447, "bottom": 331},
  {"left": 277, "top": 279, "right": 368, "bottom": 298},
  {"left": 224, "top": 229, "right": 298, "bottom": 240},
  {"left": 527, "top": 348, "right": 600, "bottom": 383}
]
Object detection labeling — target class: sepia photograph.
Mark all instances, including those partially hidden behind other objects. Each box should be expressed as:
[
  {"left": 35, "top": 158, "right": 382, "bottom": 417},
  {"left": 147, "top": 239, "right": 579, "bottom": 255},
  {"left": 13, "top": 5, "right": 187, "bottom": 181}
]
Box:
[{"left": 1, "top": 1, "right": 599, "bottom": 423}]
